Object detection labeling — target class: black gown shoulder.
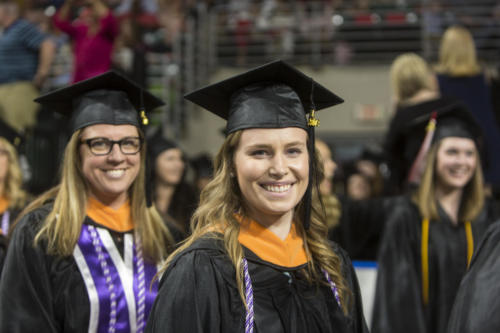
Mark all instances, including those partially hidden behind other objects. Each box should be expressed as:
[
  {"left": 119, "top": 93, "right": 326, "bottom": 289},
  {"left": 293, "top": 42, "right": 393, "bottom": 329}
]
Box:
[
  {"left": 146, "top": 235, "right": 369, "bottom": 333},
  {"left": 372, "top": 196, "right": 498, "bottom": 333},
  {"left": 447, "top": 220, "right": 500, "bottom": 333}
]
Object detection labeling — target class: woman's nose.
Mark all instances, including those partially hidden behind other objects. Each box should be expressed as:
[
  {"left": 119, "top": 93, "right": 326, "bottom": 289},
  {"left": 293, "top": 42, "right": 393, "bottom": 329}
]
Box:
[{"left": 269, "top": 154, "right": 288, "bottom": 177}]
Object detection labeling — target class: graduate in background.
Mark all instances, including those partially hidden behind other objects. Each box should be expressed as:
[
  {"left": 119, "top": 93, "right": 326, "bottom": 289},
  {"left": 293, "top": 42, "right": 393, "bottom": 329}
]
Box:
[
  {"left": 147, "top": 130, "right": 198, "bottom": 242},
  {"left": 315, "top": 138, "right": 341, "bottom": 234},
  {"left": 0, "top": 121, "right": 28, "bottom": 273},
  {"left": 371, "top": 102, "right": 499, "bottom": 333},
  {"left": 0, "top": 71, "right": 174, "bottom": 332},
  {"left": 435, "top": 25, "right": 500, "bottom": 193},
  {"left": 384, "top": 52, "right": 451, "bottom": 195},
  {"left": 190, "top": 153, "right": 214, "bottom": 195},
  {"left": 146, "top": 61, "right": 369, "bottom": 333},
  {"left": 446, "top": 220, "right": 500, "bottom": 333}
]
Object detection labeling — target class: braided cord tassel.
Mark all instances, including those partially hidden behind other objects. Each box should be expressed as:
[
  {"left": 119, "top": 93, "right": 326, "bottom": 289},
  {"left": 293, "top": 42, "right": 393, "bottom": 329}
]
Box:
[
  {"left": 242, "top": 258, "right": 254, "bottom": 333},
  {"left": 135, "top": 235, "right": 146, "bottom": 333},
  {"left": 322, "top": 269, "right": 341, "bottom": 308}
]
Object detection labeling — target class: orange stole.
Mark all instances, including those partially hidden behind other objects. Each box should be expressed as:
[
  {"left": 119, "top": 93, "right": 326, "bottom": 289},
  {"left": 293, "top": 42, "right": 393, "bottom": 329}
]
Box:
[
  {"left": 237, "top": 216, "right": 308, "bottom": 267},
  {"left": 86, "top": 197, "right": 133, "bottom": 232}
]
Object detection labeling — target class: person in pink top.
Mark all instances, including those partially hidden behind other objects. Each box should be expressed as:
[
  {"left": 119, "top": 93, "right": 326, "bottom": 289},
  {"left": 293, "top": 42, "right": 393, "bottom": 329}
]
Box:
[{"left": 53, "top": 0, "right": 118, "bottom": 83}]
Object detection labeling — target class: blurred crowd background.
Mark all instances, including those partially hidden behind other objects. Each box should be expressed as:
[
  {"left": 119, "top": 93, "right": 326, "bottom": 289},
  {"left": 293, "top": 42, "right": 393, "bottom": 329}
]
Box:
[{"left": 3, "top": 0, "right": 498, "bottom": 200}]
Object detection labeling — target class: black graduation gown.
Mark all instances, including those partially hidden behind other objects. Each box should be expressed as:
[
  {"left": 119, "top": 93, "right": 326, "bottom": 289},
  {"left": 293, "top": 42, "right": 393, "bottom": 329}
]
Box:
[
  {"left": 145, "top": 235, "right": 369, "bottom": 333},
  {"left": 0, "top": 232, "right": 6, "bottom": 274},
  {"left": 447, "top": 220, "right": 500, "bottom": 333},
  {"left": 0, "top": 208, "right": 22, "bottom": 274},
  {"left": 371, "top": 196, "right": 497, "bottom": 333},
  {"left": 330, "top": 195, "right": 389, "bottom": 261},
  {"left": 0, "top": 204, "right": 159, "bottom": 332}
]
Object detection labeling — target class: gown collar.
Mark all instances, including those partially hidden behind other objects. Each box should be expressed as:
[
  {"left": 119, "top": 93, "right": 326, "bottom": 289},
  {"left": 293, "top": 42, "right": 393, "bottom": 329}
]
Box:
[
  {"left": 237, "top": 215, "right": 308, "bottom": 268},
  {"left": 0, "top": 196, "right": 8, "bottom": 214},
  {"left": 86, "top": 197, "right": 133, "bottom": 232}
]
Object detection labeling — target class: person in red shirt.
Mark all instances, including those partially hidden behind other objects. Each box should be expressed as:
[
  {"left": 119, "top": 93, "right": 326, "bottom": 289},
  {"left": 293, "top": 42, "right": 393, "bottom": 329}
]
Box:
[{"left": 53, "top": 0, "right": 118, "bottom": 83}]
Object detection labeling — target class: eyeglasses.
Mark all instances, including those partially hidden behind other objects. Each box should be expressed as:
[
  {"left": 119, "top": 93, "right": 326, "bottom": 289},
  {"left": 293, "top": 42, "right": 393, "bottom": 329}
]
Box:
[{"left": 80, "top": 137, "right": 143, "bottom": 156}]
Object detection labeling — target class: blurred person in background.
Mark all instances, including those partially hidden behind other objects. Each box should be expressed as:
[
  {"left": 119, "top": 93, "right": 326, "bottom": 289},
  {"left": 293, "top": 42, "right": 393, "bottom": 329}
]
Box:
[
  {"left": 190, "top": 152, "right": 214, "bottom": 195},
  {"left": 343, "top": 163, "right": 372, "bottom": 201},
  {"left": 0, "top": 0, "right": 55, "bottom": 134},
  {"left": 315, "top": 138, "right": 342, "bottom": 237},
  {"left": 147, "top": 130, "right": 198, "bottom": 242},
  {"left": 435, "top": 25, "right": 500, "bottom": 196},
  {"left": 0, "top": 121, "right": 28, "bottom": 273},
  {"left": 333, "top": 153, "right": 387, "bottom": 261},
  {"left": 0, "top": 71, "right": 174, "bottom": 332},
  {"left": 446, "top": 219, "right": 500, "bottom": 333},
  {"left": 53, "top": 0, "right": 118, "bottom": 83},
  {"left": 383, "top": 52, "right": 460, "bottom": 195},
  {"left": 372, "top": 103, "right": 499, "bottom": 333}
]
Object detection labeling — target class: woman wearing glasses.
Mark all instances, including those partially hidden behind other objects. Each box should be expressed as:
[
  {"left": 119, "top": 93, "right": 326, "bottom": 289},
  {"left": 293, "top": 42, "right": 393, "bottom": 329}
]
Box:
[{"left": 0, "top": 71, "right": 174, "bottom": 332}]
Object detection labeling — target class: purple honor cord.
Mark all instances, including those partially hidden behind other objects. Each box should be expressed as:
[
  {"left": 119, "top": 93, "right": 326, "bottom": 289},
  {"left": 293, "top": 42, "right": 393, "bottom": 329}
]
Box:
[
  {"left": 322, "top": 269, "right": 342, "bottom": 307},
  {"left": 1, "top": 210, "right": 10, "bottom": 235},
  {"left": 242, "top": 258, "right": 254, "bottom": 333},
  {"left": 134, "top": 236, "right": 147, "bottom": 333},
  {"left": 241, "top": 259, "right": 342, "bottom": 333}
]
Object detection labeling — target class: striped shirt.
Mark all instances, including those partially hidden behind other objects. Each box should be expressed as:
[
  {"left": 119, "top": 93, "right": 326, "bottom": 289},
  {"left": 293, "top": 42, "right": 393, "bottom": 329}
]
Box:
[{"left": 0, "top": 19, "right": 47, "bottom": 84}]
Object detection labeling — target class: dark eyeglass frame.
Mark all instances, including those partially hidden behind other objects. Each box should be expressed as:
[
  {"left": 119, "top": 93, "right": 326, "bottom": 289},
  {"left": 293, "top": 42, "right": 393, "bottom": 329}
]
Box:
[{"left": 80, "top": 136, "right": 143, "bottom": 156}]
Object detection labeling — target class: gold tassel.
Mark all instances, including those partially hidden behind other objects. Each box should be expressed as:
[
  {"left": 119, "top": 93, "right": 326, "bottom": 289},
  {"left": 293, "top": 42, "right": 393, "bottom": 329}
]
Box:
[
  {"left": 140, "top": 110, "right": 149, "bottom": 126},
  {"left": 308, "top": 109, "right": 320, "bottom": 127}
]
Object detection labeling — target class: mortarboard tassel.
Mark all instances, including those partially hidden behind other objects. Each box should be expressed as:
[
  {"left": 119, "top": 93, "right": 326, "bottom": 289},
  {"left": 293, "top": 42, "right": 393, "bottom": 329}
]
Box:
[
  {"left": 139, "top": 89, "right": 153, "bottom": 207},
  {"left": 407, "top": 111, "right": 437, "bottom": 185},
  {"left": 304, "top": 81, "right": 320, "bottom": 230}
]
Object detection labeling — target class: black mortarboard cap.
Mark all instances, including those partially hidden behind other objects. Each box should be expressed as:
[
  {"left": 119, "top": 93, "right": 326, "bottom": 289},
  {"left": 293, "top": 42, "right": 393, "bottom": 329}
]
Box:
[
  {"left": 34, "top": 70, "right": 164, "bottom": 133},
  {"left": 184, "top": 60, "right": 343, "bottom": 134},
  {"left": 408, "top": 100, "right": 482, "bottom": 144},
  {"left": 185, "top": 60, "right": 344, "bottom": 230},
  {"left": 404, "top": 99, "right": 483, "bottom": 185}
]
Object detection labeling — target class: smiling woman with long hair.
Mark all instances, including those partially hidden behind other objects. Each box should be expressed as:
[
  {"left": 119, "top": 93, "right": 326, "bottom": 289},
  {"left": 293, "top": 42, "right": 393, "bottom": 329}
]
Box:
[
  {"left": 371, "top": 102, "right": 499, "bottom": 333},
  {"left": 145, "top": 61, "right": 368, "bottom": 333},
  {"left": 0, "top": 71, "right": 174, "bottom": 332}
]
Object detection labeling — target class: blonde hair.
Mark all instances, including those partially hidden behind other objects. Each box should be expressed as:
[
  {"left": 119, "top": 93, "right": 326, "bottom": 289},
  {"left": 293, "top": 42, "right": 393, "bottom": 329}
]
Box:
[
  {"left": 390, "top": 53, "right": 435, "bottom": 103},
  {"left": 435, "top": 25, "right": 481, "bottom": 77},
  {"left": 162, "top": 130, "right": 352, "bottom": 314},
  {"left": 413, "top": 140, "right": 484, "bottom": 222},
  {"left": 30, "top": 129, "right": 171, "bottom": 262},
  {"left": 0, "top": 137, "right": 27, "bottom": 210}
]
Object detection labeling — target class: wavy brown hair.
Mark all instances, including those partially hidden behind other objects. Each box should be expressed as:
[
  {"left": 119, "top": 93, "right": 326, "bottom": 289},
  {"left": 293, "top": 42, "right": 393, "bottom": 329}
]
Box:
[
  {"left": 161, "top": 130, "right": 352, "bottom": 314},
  {"left": 413, "top": 140, "right": 484, "bottom": 222},
  {"left": 0, "top": 137, "right": 27, "bottom": 210},
  {"left": 28, "top": 128, "right": 172, "bottom": 262}
]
